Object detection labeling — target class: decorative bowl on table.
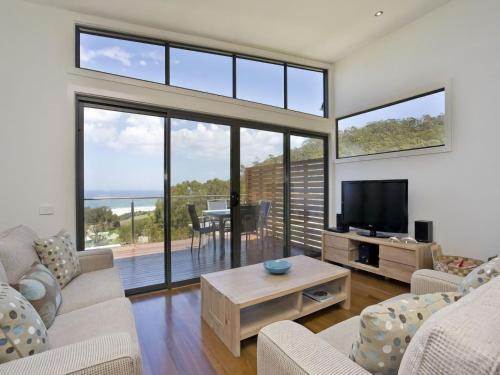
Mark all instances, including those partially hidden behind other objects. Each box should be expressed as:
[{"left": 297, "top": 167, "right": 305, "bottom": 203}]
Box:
[{"left": 263, "top": 259, "right": 291, "bottom": 275}]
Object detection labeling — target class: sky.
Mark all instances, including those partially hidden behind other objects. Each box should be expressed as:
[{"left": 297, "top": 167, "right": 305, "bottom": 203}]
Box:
[
  {"left": 83, "top": 108, "right": 306, "bottom": 193},
  {"left": 79, "top": 33, "right": 324, "bottom": 115},
  {"left": 338, "top": 90, "right": 445, "bottom": 131}
]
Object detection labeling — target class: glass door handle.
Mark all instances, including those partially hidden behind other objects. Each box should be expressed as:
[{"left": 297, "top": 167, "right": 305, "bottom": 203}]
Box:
[{"left": 230, "top": 192, "right": 240, "bottom": 207}]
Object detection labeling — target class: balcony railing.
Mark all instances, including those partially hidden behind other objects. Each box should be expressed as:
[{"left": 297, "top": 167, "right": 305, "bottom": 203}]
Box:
[{"left": 84, "top": 194, "right": 234, "bottom": 249}]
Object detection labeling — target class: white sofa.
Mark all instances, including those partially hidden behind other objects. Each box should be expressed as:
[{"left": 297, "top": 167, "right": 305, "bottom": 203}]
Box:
[
  {"left": 258, "top": 269, "right": 500, "bottom": 375},
  {"left": 0, "top": 225, "right": 142, "bottom": 375}
]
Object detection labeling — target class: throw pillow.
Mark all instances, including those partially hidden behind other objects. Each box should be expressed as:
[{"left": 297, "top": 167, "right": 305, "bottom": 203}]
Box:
[
  {"left": 34, "top": 230, "right": 81, "bottom": 288},
  {"left": 350, "top": 292, "right": 461, "bottom": 375},
  {"left": 459, "top": 256, "right": 500, "bottom": 295},
  {"left": 13, "top": 263, "right": 62, "bottom": 328},
  {"left": 0, "top": 283, "right": 49, "bottom": 363}
]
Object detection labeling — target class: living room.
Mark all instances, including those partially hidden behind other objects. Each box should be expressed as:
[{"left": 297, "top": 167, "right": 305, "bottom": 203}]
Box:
[{"left": 0, "top": 0, "right": 499, "bottom": 374}]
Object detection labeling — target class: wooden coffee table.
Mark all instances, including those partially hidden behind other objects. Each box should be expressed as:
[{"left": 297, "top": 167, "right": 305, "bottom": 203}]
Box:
[{"left": 201, "top": 255, "right": 351, "bottom": 356}]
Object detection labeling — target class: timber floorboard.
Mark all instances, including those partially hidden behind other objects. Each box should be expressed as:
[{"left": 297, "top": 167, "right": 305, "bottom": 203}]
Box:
[{"left": 129, "top": 267, "right": 409, "bottom": 375}]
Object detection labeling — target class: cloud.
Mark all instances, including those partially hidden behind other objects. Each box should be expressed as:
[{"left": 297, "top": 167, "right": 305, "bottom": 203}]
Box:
[
  {"left": 80, "top": 46, "right": 132, "bottom": 66},
  {"left": 240, "top": 128, "right": 283, "bottom": 166},
  {"left": 84, "top": 108, "right": 163, "bottom": 154},
  {"left": 139, "top": 60, "right": 147, "bottom": 66},
  {"left": 141, "top": 50, "right": 165, "bottom": 64},
  {"left": 84, "top": 110, "right": 287, "bottom": 166},
  {"left": 171, "top": 120, "right": 230, "bottom": 161}
]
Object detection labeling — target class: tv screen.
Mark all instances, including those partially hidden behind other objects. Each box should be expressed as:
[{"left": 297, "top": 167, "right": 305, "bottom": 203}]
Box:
[{"left": 341, "top": 179, "right": 408, "bottom": 235}]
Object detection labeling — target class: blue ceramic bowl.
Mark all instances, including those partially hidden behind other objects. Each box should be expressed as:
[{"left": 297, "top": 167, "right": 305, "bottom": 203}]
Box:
[{"left": 264, "top": 259, "right": 291, "bottom": 275}]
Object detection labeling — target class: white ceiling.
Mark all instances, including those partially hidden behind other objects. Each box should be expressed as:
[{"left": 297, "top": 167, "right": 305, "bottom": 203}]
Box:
[{"left": 28, "top": 0, "right": 450, "bottom": 63}]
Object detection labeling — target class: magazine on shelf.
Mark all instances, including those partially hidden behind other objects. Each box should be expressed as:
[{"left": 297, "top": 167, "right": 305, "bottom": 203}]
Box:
[{"left": 303, "top": 287, "right": 335, "bottom": 302}]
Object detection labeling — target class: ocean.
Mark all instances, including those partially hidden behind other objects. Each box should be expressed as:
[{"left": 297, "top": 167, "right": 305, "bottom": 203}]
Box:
[{"left": 84, "top": 190, "right": 163, "bottom": 216}]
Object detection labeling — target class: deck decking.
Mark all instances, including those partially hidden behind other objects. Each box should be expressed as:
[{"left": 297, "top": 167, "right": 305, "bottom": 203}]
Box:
[{"left": 113, "top": 236, "right": 314, "bottom": 290}]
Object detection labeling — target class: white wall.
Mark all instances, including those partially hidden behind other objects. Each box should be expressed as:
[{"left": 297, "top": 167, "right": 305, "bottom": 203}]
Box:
[
  {"left": 333, "top": 0, "right": 500, "bottom": 260},
  {"left": 0, "top": 0, "right": 333, "bottom": 238}
]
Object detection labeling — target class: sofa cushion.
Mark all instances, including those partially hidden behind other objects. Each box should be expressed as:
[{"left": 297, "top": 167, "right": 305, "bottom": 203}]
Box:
[
  {"left": 400, "top": 275, "right": 500, "bottom": 375},
  {"left": 0, "top": 283, "right": 49, "bottom": 363},
  {"left": 13, "top": 263, "right": 62, "bottom": 329},
  {"left": 459, "top": 256, "right": 499, "bottom": 295},
  {"left": 350, "top": 292, "right": 460, "bottom": 375},
  {"left": 57, "top": 267, "right": 124, "bottom": 315},
  {"left": 318, "top": 316, "right": 360, "bottom": 356},
  {"left": 0, "top": 226, "right": 40, "bottom": 284},
  {"left": 34, "top": 230, "right": 81, "bottom": 288},
  {"left": 48, "top": 298, "right": 138, "bottom": 350}
]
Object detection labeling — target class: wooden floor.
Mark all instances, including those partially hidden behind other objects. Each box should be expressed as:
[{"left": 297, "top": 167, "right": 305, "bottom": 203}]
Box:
[
  {"left": 129, "top": 268, "right": 409, "bottom": 375},
  {"left": 115, "top": 236, "right": 310, "bottom": 290}
]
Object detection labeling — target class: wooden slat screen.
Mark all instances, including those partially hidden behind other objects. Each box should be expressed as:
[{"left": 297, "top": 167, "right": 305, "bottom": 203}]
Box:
[{"left": 245, "top": 157, "right": 325, "bottom": 252}]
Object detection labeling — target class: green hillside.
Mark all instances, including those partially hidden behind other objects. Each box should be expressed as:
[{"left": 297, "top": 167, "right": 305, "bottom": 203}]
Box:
[{"left": 338, "top": 114, "right": 444, "bottom": 158}]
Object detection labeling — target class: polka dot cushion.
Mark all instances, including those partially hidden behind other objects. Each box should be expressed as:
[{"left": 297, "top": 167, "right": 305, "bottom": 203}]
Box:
[
  {"left": 459, "top": 256, "right": 500, "bottom": 295},
  {"left": 34, "top": 230, "right": 81, "bottom": 288},
  {"left": 13, "top": 263, "right": 62, "bottom": 328},
  {"left": 0, "top": 283, "right": 49, "bottom": 363},
  {"left": 350, "top": 292, "right": 461, "bottom": 375}
]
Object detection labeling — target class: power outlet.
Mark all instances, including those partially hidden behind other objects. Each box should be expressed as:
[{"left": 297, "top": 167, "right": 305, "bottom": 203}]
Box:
[{"left": 39, "top": 205, "right": 55, "bottom": 215}]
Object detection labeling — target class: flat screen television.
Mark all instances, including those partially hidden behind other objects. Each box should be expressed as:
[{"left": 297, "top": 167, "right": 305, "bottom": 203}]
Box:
[{"left": 341, "top": 179, "right": 408, "bottom": 237}]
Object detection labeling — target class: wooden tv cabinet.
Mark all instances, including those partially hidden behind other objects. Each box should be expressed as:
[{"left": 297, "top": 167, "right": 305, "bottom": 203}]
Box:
[{"left": 322, "top": 231, "right": 433, "bottom": 283}]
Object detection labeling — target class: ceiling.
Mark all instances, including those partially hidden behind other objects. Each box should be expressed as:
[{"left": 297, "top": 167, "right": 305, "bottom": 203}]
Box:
[{"left": 28, "top": 0, "right": 450, "bottom": 63}]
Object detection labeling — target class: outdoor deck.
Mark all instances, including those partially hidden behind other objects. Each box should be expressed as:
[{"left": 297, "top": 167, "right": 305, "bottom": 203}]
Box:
[{"left": 113, "top": 236, "right": 314, "bottom": 290}]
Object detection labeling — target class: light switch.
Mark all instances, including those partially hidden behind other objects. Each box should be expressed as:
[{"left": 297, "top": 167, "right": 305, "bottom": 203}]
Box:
[{"left": 39, "top": 205, "right": 55, "bottom": 215}]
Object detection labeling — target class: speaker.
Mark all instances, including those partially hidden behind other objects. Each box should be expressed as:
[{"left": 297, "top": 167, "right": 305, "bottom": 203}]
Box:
[
  {"left": 415, "top": 221, "right": 433, "bottom": 243},
  {"left": 357, "top": 243, "right": 379, "bottom": 266},
  {"left": 336, "top": 213, "right": 349, "bottom": 233}
]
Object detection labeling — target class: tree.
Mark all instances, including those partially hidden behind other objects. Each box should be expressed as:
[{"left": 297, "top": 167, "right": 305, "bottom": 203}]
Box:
[
  {"left": 338, "top": 114, "right": 445, "bottom": 157},
  {"left": 84, "top": 206, "right": 120, "bottom": 245}
]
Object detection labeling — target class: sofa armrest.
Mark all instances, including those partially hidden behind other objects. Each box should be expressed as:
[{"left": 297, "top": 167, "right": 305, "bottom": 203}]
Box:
[
  {"left": 0, "top": 333, "right": 141, "bottom": 375},
  {"left": 258, "top": 321, "right": 369, "bottom": 375},
  {"left": 78, "top": 248, "right": 114, "bottom": 273},
  {"left": 411, "top": 269, "right": 464, "bottom": 295}
]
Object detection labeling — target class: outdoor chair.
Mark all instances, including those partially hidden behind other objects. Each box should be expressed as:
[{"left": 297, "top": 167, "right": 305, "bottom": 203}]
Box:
[
  {"left": 240, "top": 204, "right": 260, "bottom": 250},
  {"left": 187, "top": 204, "right": 216, "bottom": 255}
]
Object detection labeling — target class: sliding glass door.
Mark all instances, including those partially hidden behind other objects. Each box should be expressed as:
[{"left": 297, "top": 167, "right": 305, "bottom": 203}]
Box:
[
  {"left": 170, "top": 118, "right": 232, "bottom": 282},
  {"left": 289, "top": 134, "right": 327, "bottom": 257},
  {"left": 239, "top": 128, "right": 285, "bottom": 266},
  {"left": 77, "top": 97, "right": 328, "bottom": 293},
  {"left": 81, "top": 106, "right": 166, "bottom": 291}
]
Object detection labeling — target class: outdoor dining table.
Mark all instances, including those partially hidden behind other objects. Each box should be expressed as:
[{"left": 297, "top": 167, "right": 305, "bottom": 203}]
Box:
[{"left": 202, "top": 209, "right": 230, "bottom": 255}]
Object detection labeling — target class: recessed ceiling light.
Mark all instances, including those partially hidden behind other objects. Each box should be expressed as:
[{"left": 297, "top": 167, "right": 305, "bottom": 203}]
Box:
[{"left": 374, "top": 10, "right": 384, "bottom": 17}]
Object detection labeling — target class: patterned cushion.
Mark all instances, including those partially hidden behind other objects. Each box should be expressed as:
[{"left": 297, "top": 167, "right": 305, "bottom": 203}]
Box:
[
  {"left": 459, "top": 257, "right": 500, "bottom": 295},
  {"left": 13, "top": 263, "right": 62, "bottom": 328},
  {"left": 0, "top": 283, "right": 49, "bottom": 363},
  {"left": 34, "top": 230, "right": 81, "bottom": 288},
  {"left": 350, "top": 292, "right": 460, "bottom": 375}
]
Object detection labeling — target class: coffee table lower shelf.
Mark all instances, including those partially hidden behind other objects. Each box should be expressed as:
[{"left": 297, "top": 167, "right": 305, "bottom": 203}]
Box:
[
  {"left": 240, "top": 292, "right": 348, "bottom": 340},
  {"left": 201, "top": 268, "right": 350, "bottom": 357}
]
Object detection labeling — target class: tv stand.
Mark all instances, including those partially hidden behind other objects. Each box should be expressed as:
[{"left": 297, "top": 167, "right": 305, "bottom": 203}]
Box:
[{"left": 322, "top": 231, "right": 433, "bottom": 283}]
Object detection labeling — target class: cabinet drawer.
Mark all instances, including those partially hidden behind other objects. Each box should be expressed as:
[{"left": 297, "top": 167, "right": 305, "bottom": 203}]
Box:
[
  {"left": 323, "top": 235, "right": 349, "bottom": 250},
  {"left": 379, "top": 246, "right": 416, "bottom": 267},
  {"left": 324, "top": 247, "right": 349, "bottom": 264},
  {"left": 379, "top": 259, "right": 415, "bottom": 283}
]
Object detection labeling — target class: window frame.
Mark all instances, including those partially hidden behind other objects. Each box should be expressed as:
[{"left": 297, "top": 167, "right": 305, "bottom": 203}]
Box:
[
  {"left": 75, "top": 25, "right": 328, "bottom": 117},
  {"left": 235, "top": 55, "right": 286, "bottom": 108},
  {"left": 335, "top": 87, "right": 451, "bottom": 162},
  {"left": 169, "top": 44, "right": 233, "bottom": 97},
  {"left": 76, "top": 26, "right": 168, "bottom": 85}
]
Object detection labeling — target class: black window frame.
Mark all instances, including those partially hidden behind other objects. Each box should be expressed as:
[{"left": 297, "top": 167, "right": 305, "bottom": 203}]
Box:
[
  {"left": 169, "top": 44, "right": 234, "bottom": 98},
  {"left": 76, "top": 26, "right": 168, "bottom": 85},
  {"left": 75, "top": 25, "right": 328, "bottom": 118},
  {"left": 335, "top": 88, "right": 446, "bottom": 159}
]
